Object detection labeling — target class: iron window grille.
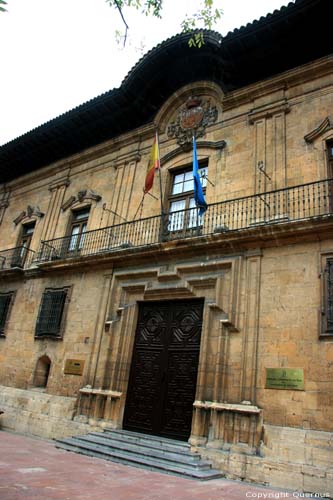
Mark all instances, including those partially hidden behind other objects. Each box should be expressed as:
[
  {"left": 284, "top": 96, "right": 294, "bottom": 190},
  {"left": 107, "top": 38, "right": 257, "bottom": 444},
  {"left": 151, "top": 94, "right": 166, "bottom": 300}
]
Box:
[
  {"left": 35, "top": 287, "right": 71, "bottom": 339},
  {"left": 0, "top": 291, "right": 15, "bottom": 337}
]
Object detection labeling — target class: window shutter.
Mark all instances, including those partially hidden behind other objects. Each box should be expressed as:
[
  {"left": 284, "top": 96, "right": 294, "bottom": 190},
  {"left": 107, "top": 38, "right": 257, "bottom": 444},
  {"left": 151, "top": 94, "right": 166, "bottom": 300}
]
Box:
[{"left": 35, "top": 289, "right": 68, "bottom": 337}]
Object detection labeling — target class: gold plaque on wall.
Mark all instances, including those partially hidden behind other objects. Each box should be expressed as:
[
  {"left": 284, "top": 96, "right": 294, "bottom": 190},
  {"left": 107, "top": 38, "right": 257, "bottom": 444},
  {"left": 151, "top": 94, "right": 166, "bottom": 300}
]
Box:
[
  {"left": 265, "top": 368, "right": 304, "bottom": 390},
  {"left": 64, "top": 359, "right": 85, "bottom": 376}
]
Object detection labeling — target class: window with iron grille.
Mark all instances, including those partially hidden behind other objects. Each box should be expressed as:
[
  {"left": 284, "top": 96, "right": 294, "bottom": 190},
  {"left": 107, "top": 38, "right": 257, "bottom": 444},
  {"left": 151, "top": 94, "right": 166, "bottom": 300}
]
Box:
[
  {"left": 0, "top": 291, "right": 15, "bottom": 337},
  {"left": 322, "top": 258, "right": 333, "bottom": 336},
  {"left": 35, "top": 287, "right": 70, "bottom": 339}
]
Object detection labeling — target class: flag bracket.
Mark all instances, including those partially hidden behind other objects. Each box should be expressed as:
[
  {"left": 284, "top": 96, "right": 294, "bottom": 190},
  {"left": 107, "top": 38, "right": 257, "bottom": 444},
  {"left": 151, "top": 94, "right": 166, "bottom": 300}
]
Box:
[{"left": 102, "top": 203, "right": 128, "bottom": 222}]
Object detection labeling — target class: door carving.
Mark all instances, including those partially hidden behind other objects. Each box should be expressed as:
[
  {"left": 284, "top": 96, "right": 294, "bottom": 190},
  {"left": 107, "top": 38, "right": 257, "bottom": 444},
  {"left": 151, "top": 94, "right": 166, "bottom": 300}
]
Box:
[{"left": 123, "top": 299, "right": 204, "bottom": 441}]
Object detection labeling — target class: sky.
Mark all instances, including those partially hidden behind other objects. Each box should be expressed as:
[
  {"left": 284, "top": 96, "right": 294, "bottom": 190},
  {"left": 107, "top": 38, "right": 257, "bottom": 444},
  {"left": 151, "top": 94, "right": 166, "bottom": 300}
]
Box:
[{"left": 0, "top": 0, "right": 292, "bottom": 146}]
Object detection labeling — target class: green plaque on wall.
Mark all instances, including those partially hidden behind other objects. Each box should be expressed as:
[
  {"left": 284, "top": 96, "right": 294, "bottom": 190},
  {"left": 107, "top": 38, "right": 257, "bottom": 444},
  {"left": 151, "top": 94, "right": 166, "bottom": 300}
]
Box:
[{"left": 265, "top": 368, "right": 304, "bottom": 390}]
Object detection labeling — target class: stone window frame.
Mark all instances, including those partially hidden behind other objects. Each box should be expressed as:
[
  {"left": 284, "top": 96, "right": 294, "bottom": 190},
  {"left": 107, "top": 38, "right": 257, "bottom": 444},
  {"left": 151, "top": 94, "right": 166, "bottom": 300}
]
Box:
[
  {"left": 35, "top": 286, "right": 72, "bottom": 340},
  {"left": 320, "top": 253, "right": 333, "bottom": 338},
  {"left": 0, "top": 291, "right": 16, "bottom": 338}
]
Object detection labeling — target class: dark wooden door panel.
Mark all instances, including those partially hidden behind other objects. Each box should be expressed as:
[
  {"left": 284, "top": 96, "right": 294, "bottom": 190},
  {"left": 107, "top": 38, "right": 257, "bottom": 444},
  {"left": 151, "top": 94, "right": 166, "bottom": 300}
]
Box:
[
  {"left": 123, "top": 349, "right": 163, "bottom": 433},
  {"left": 161, "top": 350, "right": 201, "bottom": 440},
  {"left": 123, "top": 299, "right": 203, "bottom": 440}
]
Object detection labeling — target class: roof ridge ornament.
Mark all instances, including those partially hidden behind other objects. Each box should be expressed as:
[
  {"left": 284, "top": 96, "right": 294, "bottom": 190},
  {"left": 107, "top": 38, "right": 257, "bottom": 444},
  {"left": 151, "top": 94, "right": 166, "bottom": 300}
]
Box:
[{"left": 167, "top": 96, "right": 218, "bottom": 146}]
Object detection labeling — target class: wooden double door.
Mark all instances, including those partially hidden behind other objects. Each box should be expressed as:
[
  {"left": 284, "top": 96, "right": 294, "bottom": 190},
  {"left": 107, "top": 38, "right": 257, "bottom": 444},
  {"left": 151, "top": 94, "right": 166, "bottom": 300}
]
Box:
[{"left": 123, "top": 299, "right": 204, "bottom": 441}]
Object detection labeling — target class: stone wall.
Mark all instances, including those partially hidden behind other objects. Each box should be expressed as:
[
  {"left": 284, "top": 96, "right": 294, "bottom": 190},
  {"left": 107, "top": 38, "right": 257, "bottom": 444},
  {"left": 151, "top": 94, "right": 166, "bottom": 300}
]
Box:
[
  {"left": 0, "top": 57, "right": 333, "bottom": 493},
  {"left": 197, "top": 423, "right": 333, "bottom": 496},
  {"left": 0, "top": 385, "right": 98, "bottom": 439}
]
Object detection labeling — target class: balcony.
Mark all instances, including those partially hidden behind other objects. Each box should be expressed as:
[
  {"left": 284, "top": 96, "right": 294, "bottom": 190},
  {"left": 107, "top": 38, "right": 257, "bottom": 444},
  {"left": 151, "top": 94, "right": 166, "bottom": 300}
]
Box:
[
  {"left": 0, "top": 246, "right": 35, "bottom": 271},
  {"left": 35, "top": 178, "right": 333, "bottom": 264}
]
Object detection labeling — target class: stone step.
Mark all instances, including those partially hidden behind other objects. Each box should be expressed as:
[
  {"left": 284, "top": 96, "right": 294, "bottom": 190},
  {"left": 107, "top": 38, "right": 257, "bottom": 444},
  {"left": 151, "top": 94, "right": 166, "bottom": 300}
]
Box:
[
  {"left": 105, "top": 428, "right": 191, "bottom": 450},
  {"left": 78, "top": 434, "right": 202, "bottom": 465},
  {"left": 56, "top": 439, "right": 222, "bottom": 480},
  {"left": 55, "top": 430, "right": 223, "bottom": 481},
  {"left": 97, "top": 429, "right": 194, "bottom": 455}
]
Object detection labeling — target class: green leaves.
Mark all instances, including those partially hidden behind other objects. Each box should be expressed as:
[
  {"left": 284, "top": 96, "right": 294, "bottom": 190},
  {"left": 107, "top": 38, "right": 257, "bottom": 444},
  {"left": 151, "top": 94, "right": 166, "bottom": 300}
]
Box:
[
  {"left": 107, "top": 0, "right": 223, "bottom": 48},
  {"left": 0, "top": 0, "right": 7, "bottom": 13},
  {"left": 188, "top": 32, "right": 205, "bottom": 49},
  {"left": 181, "top": 0, "right": 223, "bottom": 47},
  {"left": 106, "top": 0, "right": 162, "bottom": 17}
]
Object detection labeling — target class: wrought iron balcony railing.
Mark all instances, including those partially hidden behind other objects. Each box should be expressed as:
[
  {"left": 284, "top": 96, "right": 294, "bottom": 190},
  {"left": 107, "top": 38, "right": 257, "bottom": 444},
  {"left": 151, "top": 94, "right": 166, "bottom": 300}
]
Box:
[
  {"left": 36, "top": 178, "right": 333, "bottom": 264},
  {"left": 0, "top": 246, "right": 35, "bottom": 270}
]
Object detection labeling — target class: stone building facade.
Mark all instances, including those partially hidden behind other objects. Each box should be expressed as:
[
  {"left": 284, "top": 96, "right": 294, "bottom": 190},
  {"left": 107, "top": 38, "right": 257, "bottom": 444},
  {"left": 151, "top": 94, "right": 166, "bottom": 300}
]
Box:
[{"left": 0, "top": 0, "right": 332, "bottom": 493}]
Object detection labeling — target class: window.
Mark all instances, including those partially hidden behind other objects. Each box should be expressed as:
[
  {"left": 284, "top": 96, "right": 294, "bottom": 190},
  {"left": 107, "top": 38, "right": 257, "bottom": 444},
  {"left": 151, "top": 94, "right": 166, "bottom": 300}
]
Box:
[
  {"left": 35, "top": 287, "right": 70, "bottom": 339},
  {"left": 322, "top": 258, "right": 333, "bottom": 336},
  {"left": 68, "top": 207, "right": 90, "bottom": 252},
  {"left": 0, "top": 291, "right": 15, "bottom": 337},
  {"left": 11, "top": 222, "right": 35, "bottom": 267},
  {"left": 168, "top": 165, "right": 208, "bottom": 231},
  {"left": 327, "top": 140, "right": 333, "bottom": 178}
]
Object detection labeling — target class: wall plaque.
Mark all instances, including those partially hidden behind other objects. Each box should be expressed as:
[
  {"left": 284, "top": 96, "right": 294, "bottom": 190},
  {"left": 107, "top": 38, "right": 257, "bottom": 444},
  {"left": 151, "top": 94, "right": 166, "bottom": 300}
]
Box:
[
  {"left": 64, "top": 359, "right": 85, "bottom": 376},
  {"left": 265, "top": 368, "right": 304, "bottom": 390}
]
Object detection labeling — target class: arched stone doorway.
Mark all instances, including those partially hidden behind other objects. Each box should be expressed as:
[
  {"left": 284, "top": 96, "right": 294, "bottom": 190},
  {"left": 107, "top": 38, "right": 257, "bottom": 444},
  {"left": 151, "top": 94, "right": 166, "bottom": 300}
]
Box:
[{"left": 33, "top": 355, "right": 51, "bottom": 389}]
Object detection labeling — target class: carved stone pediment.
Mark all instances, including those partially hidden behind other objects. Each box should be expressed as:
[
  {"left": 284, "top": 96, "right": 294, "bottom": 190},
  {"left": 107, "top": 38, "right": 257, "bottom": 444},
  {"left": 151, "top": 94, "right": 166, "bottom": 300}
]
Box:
[
  {"left": 167, "top": 96, "right": 218, "bottom": 146},
  {"left": 13, "top": 206, "right": 45, "bottom": 225},
  {"left": 61, "top": 189, "right": 102, "bottom": 211},
  {"left": 304, "top": 116, "right": 333, "bottom": 143}
]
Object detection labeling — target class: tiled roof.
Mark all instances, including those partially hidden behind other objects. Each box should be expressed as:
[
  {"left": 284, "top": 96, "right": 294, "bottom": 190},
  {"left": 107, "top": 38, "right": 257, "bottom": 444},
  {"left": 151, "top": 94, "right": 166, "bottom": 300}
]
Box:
[{"left": 0, "top": 0, "right": 331, "bottom": 183}]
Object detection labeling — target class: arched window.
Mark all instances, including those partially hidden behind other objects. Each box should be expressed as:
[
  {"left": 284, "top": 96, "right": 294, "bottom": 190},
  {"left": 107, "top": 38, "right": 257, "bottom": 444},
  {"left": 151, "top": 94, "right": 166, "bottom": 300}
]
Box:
[{"left": 33, "top": 355, "right": 51, "bottom": 388}]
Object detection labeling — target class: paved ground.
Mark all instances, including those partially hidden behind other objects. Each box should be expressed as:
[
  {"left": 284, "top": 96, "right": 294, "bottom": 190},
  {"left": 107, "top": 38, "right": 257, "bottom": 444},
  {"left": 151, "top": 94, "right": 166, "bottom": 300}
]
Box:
[{"left": 0, "top": 430, "right": 293, "bottom": 500}]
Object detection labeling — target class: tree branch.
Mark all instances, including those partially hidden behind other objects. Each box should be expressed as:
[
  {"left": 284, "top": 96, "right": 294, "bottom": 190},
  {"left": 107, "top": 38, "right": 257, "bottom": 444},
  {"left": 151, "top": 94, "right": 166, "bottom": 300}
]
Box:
[{"left": 113, "top": 0, "right": 129, "bottom": 47}]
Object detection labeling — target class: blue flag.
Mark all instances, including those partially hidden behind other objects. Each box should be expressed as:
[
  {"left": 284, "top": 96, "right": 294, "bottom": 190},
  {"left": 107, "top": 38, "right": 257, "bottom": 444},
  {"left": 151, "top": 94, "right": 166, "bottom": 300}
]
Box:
[{"left": 193, "top": 136, "right": 208, "bottom": 216}]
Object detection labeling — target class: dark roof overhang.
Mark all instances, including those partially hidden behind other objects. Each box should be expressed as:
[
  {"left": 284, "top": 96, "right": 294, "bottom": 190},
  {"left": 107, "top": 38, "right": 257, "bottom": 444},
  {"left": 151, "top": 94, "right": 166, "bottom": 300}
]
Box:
[{"left": 1, "top": 0, "right": 332, "bottom": 183}]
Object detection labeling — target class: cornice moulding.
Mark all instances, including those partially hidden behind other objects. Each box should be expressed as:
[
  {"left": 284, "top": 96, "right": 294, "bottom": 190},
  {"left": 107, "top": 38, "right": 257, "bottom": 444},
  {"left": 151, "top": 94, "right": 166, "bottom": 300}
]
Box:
[
  {"left": 160, "top": 140, "right": 226, "bottom": 166},
  {"left": 223, "top": 55, "right": 333, "bottom": 111},
  {"left": 248, "top": 100, "right": 290, "bottom": 124}
]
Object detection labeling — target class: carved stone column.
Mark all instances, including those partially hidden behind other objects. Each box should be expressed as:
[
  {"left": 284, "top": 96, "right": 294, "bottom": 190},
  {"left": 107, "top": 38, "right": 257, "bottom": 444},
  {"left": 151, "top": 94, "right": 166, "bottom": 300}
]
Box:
[
  {"left": 240, "top": 249, "right": 262, "bottom": 405},
  {"left": 249, "top": 100, "right": 290, "bottom": 194},
  {"left": 41, "top": 177, "right": 70, "bottom": 241},
  {"left": 0, "top": 199, "right": 9, "bottom": 227}
]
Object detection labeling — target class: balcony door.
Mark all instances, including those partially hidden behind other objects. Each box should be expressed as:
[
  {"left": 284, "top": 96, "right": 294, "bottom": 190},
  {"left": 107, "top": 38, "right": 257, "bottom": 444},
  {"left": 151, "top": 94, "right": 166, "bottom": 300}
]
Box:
[
  {"left": 327, "top": 141, "right": 333, "bottom": 212},
  {"left": 123, "top": 299, "right": 204, "bottom": 441},
  {"left": 167, "top": 166, "right": 207, "bottom": 234},
  {"left": 67, "top": 207, "right": 90, "bottom": 254},
  {"left": 11, "top": 222, "right": 35, "bottom": 268}
]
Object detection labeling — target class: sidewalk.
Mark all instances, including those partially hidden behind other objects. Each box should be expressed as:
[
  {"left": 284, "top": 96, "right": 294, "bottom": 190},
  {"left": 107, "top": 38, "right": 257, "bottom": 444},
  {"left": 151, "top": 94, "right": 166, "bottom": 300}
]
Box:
[{"left": 0, "top": 430, "right": 295, "bottom": 500}]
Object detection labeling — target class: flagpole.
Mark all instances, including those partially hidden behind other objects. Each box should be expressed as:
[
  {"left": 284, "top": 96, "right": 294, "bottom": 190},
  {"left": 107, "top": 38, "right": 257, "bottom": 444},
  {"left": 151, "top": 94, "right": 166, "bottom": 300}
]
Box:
[
  {"left": 193, "top": 135, "right": 199, "bottom": 230},
  {"left": 154, "top": 130, "right": 166, "bottom": 244},
  {"left": 156, "top": 130, "right": 164, "bottom": 216}
]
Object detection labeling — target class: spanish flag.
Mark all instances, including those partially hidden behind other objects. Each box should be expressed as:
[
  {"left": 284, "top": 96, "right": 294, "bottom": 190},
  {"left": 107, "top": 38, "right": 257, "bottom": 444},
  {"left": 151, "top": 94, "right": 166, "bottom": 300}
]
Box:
[{"left": 144, "top": 132, "right": 160, "bottom": 194}]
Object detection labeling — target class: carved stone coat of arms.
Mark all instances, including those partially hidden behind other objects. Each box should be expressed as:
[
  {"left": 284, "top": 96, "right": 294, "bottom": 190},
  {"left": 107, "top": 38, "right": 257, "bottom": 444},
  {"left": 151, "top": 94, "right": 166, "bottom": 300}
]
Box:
[{"left": 167, "top": 96, "right": 218, "bottom": 146}]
